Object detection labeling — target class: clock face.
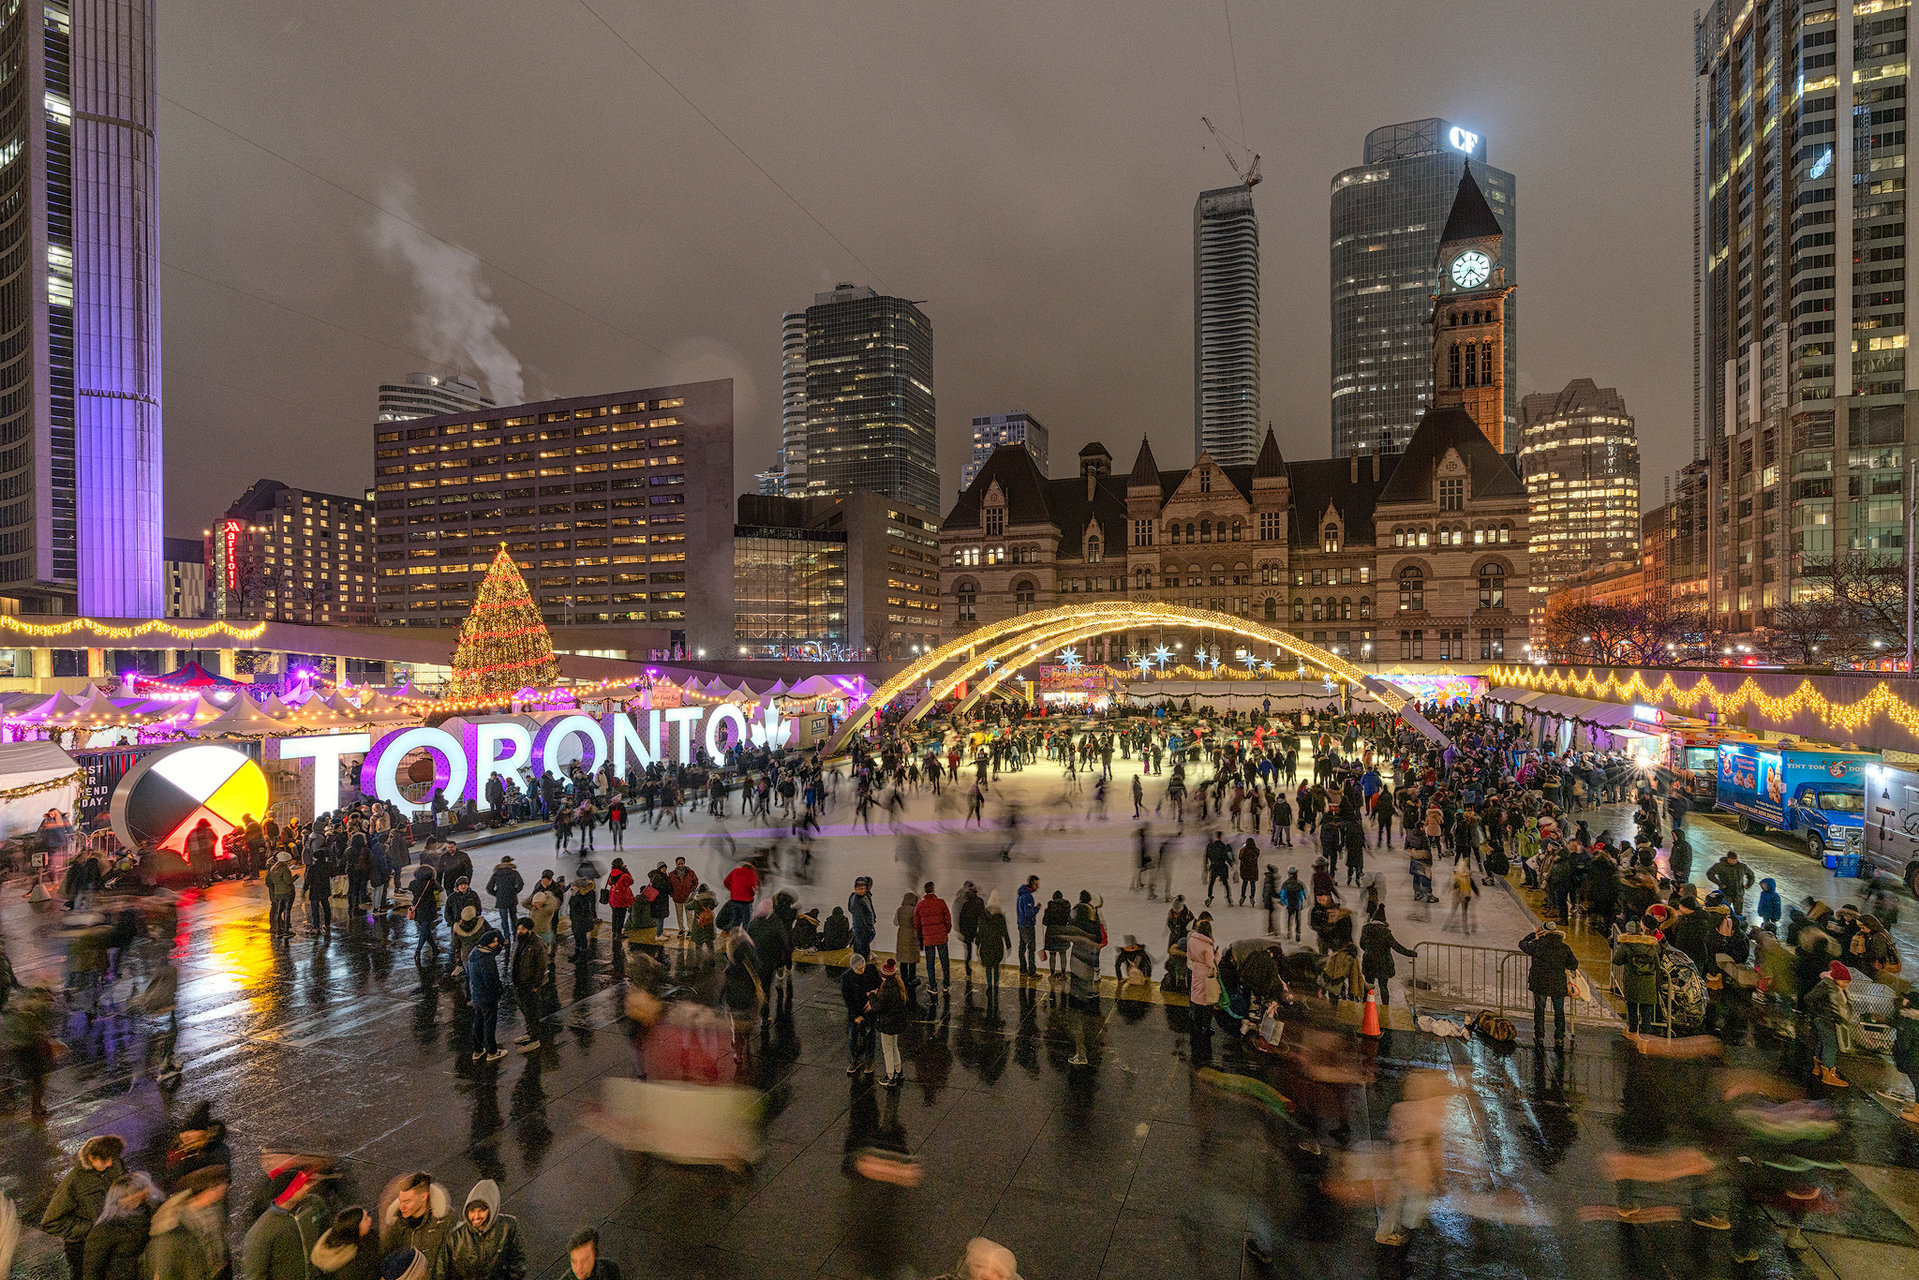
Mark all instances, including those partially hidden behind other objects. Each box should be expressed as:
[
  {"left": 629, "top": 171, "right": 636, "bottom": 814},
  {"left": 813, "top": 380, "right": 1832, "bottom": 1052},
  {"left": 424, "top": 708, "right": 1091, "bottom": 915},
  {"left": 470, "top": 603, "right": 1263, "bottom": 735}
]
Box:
[{"left": 1451, "top": 250, "right": 1491, "bottom": 289}]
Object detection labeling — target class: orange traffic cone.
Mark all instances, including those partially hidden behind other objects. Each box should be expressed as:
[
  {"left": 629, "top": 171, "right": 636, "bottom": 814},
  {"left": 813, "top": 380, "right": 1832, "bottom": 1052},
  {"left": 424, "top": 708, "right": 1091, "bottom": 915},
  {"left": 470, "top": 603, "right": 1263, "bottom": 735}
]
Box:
[{"left": 1359, "top": 985, "right": 1381, "bottom": 1037}]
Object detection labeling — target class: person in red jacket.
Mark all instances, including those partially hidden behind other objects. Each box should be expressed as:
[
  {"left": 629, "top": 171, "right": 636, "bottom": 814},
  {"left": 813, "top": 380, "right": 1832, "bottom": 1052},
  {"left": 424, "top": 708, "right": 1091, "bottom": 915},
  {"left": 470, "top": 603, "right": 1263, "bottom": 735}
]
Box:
[
  {"left": 720, "top": 860, "right": 759, "bottom": 932},
  {"left": 914, "top": 881, "right": 953, "bottom": 997},
  {"left": 605, "top": 858, "right": 636, "bottom": 942}
]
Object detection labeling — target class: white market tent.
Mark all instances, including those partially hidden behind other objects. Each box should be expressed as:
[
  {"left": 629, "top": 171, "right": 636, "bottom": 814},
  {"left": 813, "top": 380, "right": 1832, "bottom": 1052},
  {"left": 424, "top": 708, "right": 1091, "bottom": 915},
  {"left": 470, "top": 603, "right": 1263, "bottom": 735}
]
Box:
[{"left": 0, "top": 740, "right": 81, "bottom": 838}]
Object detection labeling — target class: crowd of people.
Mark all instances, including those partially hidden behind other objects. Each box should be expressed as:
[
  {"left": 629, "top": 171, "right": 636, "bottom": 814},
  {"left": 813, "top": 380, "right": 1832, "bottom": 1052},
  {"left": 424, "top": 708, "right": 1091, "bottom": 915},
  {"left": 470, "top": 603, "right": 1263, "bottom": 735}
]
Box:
[{"left": 5, "top": 682, "right": 1916, "bottom": 1271}]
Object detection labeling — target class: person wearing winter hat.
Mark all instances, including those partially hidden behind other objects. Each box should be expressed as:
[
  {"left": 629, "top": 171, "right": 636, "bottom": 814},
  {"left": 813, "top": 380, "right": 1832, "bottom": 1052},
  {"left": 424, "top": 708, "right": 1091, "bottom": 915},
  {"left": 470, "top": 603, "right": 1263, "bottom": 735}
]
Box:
[
  {"left": 435, "top": 1180, "right": 523, "bottom": 1280},
  {"left": 870, "top": 958, "right": 911, "bottom": 1087},
  {"left": 380, "top": 1249, "right": 426, "bottom": 1280},
  {"left": 242, "top": 1167, "right": 323, "bottom": 1280},
  {"left": 1806, "top": 960, "right": 1855, "bottom": 1088},
  {"left": 449, "top": 905, "right": 486, "bottom": 991},
  {"left": 465, "top": 930, "right": 506, "bottom": 1063},
  {"left": 82, "top": 1172, "right": 161, "bottom": 1280},
  {"left": 265, "top": 852, "right": 297, "bottom": 938}
]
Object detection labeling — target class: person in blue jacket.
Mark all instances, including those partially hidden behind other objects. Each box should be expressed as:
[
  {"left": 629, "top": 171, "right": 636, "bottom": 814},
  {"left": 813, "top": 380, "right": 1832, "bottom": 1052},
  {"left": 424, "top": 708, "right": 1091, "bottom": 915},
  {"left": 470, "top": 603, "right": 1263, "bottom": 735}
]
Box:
[
  {"left": 465, "top": 929, "right": 506, "bottom": 1063},
  {"left": 1016, "top": 876, "right": 1040, "bottom": 977},
  {"left": 1756, "top": 877, "right": 1782, "bottom": 933}
]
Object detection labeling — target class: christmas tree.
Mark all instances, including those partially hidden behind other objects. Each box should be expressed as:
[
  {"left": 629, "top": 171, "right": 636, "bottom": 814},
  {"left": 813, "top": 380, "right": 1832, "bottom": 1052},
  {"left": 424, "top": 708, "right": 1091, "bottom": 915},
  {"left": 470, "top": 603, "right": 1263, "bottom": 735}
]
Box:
[{"left": 444, "top": 547, "right": 559, "bottom": 708}]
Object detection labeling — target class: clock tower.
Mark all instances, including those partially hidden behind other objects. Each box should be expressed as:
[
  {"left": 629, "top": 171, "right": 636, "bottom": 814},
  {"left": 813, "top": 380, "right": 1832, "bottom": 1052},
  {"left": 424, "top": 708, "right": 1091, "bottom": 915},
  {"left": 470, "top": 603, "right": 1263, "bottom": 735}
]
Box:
[{"left": 1431, "top": 164, "right": 1512, "bottom": 450}]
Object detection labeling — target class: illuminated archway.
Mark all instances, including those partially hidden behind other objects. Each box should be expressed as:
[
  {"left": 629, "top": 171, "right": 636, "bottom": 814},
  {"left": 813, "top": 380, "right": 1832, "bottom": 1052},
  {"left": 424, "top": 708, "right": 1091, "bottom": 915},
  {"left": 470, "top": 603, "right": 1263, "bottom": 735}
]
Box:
[{"left": 827, "top": 603, "right": 1403, "bottom": 754}]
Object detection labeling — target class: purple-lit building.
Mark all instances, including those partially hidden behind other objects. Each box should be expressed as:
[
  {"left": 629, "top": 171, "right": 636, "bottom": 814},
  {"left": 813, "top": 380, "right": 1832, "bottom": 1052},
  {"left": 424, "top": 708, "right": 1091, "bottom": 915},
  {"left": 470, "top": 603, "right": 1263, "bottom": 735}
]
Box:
[{"left": 0, "top": 0, "right": 163, "bottom": 617}]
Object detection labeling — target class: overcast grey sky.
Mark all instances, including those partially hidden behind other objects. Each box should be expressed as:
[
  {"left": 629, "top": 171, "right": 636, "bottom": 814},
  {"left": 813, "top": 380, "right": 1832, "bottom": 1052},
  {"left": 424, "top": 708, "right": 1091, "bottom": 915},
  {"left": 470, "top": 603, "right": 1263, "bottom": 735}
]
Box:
[{"left": 159, "top": 0, "right": 1696, "bottom": 536}]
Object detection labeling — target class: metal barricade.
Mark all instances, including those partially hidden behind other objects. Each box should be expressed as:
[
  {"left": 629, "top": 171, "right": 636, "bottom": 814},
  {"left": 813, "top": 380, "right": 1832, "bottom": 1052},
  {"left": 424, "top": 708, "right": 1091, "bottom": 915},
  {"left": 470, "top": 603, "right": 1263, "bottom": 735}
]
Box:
[
  {"left": 1407, "top": 941, "right": 1512, "bottom": 1014},
  {"left": 1408, "top": 940, "right": 1618, "bottom": 1042}
]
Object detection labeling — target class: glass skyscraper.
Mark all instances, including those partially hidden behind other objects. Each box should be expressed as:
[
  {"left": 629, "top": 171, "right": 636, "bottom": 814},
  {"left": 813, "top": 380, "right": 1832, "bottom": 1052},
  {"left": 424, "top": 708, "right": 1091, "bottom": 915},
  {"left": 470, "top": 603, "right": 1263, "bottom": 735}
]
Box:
[
  {"left": 800, "top": 284, "right": 938, "bottom": 513},
  {"left": 1194, "top": 186, "right": 1261, "bottom": 467},
  {"left": 1696, "top": 0, "right": 1912, "bottom": 632},
  {"left": 0, "top": 0, "right": 164, "bottom": 616},
  {"left": 1330, "top": 119, "right": 1517, "bottom": 458},
  {"left": 1518, "top": 379, "right": 1642, "bottom": 621}
]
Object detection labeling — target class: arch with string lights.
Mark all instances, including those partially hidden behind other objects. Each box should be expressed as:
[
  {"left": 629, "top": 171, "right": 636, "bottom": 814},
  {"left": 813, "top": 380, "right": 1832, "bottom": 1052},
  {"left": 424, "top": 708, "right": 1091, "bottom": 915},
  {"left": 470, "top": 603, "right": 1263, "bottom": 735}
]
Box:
[{"left": 824, "top": 603, "right": 1405, "bottom": 754}]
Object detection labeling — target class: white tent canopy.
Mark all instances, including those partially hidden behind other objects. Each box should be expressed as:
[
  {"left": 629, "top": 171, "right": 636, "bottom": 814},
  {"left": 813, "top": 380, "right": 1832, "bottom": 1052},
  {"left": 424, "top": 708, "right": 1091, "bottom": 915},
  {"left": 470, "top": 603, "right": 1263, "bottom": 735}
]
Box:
[{"left": 0, "top": 740, "right": 80, "bottom": 839}]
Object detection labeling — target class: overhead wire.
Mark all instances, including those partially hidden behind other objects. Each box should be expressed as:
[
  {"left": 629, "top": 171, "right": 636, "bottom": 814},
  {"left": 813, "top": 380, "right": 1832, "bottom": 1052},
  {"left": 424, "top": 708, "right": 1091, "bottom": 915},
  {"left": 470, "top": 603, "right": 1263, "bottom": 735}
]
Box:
[
  {"left": 1223, "top": 0, "right": 1248, "bottom": 142},
  {"left": 157, "top": 92, "right": 675, "bottom": 360},
  {"left": 572, "top": 0, "right": 891, "bottom": 291}
]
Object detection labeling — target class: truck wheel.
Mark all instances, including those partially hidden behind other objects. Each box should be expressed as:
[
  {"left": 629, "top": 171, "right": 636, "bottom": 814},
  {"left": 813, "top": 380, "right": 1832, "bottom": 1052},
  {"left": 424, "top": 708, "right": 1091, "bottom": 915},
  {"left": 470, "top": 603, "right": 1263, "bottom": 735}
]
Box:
[
  {"left": 1807, "top": 833, "right": 1824, "bottom": 862},
  {"left": 1741, "top": 816, "right": 1761, "bottom": 837}
]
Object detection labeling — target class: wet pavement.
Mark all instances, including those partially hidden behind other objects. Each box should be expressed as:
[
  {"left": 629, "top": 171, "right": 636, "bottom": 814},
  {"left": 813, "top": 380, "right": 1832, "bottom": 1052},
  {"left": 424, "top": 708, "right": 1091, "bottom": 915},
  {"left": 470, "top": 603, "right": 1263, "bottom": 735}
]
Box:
[{"left": 2, "top": 756, "right": 1919, "bottom": 1278}]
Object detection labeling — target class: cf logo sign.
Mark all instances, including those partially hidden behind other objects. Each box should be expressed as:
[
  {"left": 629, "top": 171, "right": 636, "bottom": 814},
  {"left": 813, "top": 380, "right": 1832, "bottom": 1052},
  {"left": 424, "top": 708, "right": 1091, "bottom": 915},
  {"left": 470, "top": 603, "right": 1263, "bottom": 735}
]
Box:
[{"left": 1449, "top": 126, "right": 1478, "bottom": 154}]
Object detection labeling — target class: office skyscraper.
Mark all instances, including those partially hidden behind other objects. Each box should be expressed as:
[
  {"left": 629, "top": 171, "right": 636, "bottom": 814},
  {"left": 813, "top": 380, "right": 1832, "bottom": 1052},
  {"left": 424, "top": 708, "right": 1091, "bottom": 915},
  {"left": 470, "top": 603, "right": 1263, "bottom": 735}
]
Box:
[
  {"left": 779, "top": 311, "right": 806, "bottom": 496},
  {"left": 1194, "top": 186, "right": 1261, "bottom": 467},
  {"left": 1518, "top": 380, "right": 1642, "bottom": 619},
  {"left": 377, "top": 372, "right": 493, "bottom": 424},
  {"left": 1696, "top": 0, "right": 1911, "bottom": 631},
  {"left": 1330, "top": 118, "right": 1517, "bottom": 458},
  {"left": 0, "top": 0, "right": 165, "bottom": 616},
  {"left": 800, "top": 284, "right": 938, "bottom": 512},
  {"left": 961, "top": 411, "right": 1050, "bottom": 491}
]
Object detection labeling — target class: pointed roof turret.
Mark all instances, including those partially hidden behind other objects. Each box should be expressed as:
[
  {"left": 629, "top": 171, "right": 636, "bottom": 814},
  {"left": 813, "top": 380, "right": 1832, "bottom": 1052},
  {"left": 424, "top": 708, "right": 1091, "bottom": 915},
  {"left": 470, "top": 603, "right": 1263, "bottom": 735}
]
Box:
[
  {"left": 1439, "top": 163, "right": 1503, "bottom": 244},
  {"left": 1127, "top": 435, "right": 1160, "bottom": 487},
  {"left": 1252, "top": 427, "right": 1284, "bottom": 478}
]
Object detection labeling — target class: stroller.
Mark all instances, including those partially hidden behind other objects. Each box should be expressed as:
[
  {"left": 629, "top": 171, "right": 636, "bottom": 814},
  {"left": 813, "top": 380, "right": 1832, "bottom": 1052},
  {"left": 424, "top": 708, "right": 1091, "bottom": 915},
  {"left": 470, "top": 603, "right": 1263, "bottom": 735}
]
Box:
[{"left": 1659, "top": 944, "right": 1709, "bottom": 1034}]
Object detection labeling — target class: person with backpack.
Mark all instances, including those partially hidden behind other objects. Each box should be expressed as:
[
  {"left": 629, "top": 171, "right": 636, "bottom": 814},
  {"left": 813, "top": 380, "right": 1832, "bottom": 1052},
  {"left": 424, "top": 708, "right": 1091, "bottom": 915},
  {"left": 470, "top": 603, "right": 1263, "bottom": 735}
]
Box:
[
  {"left": 1612, "top": 918, "right": 1664, "bottom": 1034},
  {"left": 1277, "top": 867, "right": 1307, "bottom": 941}
]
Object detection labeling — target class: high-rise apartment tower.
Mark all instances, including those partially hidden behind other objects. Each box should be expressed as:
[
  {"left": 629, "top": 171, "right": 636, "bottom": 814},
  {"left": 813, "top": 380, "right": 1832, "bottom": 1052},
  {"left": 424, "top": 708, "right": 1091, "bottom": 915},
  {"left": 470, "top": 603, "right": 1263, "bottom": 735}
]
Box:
[
  {"left": 1194, "top": 186, "right": 1261, "bottom": 467},
  {"left": 1697, "top": 0, "right": 1914, "bottom": 631}
]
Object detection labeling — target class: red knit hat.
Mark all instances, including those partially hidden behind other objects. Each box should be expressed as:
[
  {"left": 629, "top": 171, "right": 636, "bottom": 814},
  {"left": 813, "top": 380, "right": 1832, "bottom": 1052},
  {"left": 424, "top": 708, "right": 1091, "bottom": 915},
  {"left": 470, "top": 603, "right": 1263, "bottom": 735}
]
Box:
[{"left": 1830, "top": 961, "right": 1852, "bottom": 982}]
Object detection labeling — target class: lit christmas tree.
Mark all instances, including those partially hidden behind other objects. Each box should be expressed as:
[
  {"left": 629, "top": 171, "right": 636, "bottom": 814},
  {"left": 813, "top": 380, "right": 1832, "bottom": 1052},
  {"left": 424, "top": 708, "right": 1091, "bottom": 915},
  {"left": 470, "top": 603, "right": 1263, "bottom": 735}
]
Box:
[{"left": 444, "top": 547, "right": 559, "bottom": 709}]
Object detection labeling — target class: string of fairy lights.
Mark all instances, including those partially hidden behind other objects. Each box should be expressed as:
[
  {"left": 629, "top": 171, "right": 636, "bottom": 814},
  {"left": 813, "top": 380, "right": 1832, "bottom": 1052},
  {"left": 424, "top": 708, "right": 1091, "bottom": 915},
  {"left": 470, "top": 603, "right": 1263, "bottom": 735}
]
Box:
[
  {"left": 0, "top": 616, "right": 270, "bottom": 641},
  {"left": 1485, "top": 664, "right": 1919, "bottom": 738}
]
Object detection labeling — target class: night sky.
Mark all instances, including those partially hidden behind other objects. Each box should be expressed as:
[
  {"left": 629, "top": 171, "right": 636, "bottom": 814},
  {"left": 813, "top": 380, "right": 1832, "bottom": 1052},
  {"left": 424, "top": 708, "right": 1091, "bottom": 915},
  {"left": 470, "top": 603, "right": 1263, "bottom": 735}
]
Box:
[{"left": 160, "top": 1, "right": 1695, "bottom": 536}]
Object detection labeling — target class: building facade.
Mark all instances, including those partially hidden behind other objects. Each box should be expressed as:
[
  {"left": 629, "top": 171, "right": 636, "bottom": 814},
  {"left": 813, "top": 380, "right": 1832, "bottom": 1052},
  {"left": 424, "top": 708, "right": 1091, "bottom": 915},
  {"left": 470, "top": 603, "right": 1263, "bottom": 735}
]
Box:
[
  {"left": 206, "top": 481, "right": 375, "bottom": 626},
  {"left": 799, "top": 284, "right": 938, "bottom": 512},
  {"left": 1697, "top": 0, "right": 1913, "bottom": 632},
  {"left": 1518, "top": 379, "right": 1642, "bottom": 622},
  {"left": 943, "top": 421, "right": 1527, "bottom": 666},
  {"left": 961, "top": 411, "right": 1050, "bottom": 492},
  {"left": 778, "top": 311, "right": 807, "bottom": 496},
  {"left": 0, "top": 0, "right": 165, "bottom": 616},
  {"left": 949, "top": 169, "right": 1528, "bottom": 665},
  {"left": 371, "top": 381, "right": 735, "bottom": 652},
  {"left": 1331, "top": 118, "right": 1517, "bottom": 458},
  {"left": 162, "top": 537, "right": 206, "bottom": 619},
  {"left": 733, "top": 491, "right": 939, "bottom": 659},
  {"left": 734, "top": 495, "right": 847, "bottom": 656},
  {"left": 377, "top": 372, "right": 493, "bottom": 424},
  {"left": 1194, "top": 185, "right": 1262, "bottom": 467}
]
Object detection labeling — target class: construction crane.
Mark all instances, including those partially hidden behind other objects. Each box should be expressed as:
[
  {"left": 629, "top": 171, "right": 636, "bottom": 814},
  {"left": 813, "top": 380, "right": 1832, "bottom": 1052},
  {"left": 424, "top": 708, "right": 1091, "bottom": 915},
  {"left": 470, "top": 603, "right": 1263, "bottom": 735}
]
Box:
[{"left": 1201, "top": 116, "right": 1262, "bottom": 189}]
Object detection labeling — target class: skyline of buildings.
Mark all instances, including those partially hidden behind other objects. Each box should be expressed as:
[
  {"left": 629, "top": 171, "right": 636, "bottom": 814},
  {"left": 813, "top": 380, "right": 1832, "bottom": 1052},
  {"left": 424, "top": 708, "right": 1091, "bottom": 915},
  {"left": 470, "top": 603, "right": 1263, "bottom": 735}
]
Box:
[
  {"left": 1193, "top": 184, "right": 1263, "bottom": 468},
  {"left": 0, "top": 0, "right": 165, "bottom": 618},
  {"left": 1517, "top": 379, "right": 1642, "bottom": 621},
  {"left": 961, "top": 411, "right": 1050, "bottom": 493},
  {"left": 1331, "top": 118, "right": 1517, "bottom": 459}
]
